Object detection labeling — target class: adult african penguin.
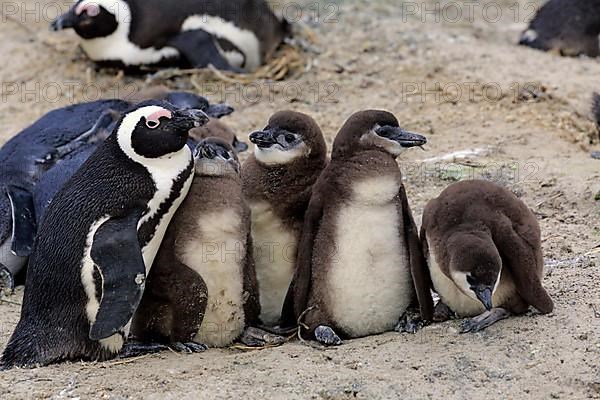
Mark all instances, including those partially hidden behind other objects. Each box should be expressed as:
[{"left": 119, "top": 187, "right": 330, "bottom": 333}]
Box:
[
  {"left": 51, "top": 0, "right": 290, "bottom": 71},
  {"left": 130, "top": 138, "right": 262, "bottom": 351},
  {"left": 0, "top": 101, "right": 208, "bottom": 369},
  {"left": 0, "top": 99, "right": 131, "bottom": 292},
  {"left": 32, "top": 90, "right": 237, "bottom": 225},
  {"left": 420, "top": 180, "right": 554, "bottom": 332},
  {"left": 242, "top": 111, "right": 327, "bottom": 327},
  {"left": 519, "top": 0, "right": 600, "bottom": 57},
  {"left": 281, "top": 110, "right": 432, "bottom": 345}
]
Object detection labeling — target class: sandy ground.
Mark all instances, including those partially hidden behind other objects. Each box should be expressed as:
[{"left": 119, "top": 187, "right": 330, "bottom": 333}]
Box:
[{"left": 0, "top": 0, "right": 599, "bottom": 398}]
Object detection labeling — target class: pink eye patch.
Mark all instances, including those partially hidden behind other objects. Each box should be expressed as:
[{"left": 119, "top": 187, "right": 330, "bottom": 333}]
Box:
[
  {"left": 75, "top": 2, "right": 101, "bottom": 17},
  {"left": 145, "top": 109, "right": 172, "bottom": 129}
]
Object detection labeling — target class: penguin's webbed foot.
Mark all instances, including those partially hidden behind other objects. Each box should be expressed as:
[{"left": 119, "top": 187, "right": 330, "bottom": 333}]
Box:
[
  {"left": 395, "top": 310, "right": 425, "bottom": 334},
  {"left": 314, "top": 325, "right": 342, "bottom": 346},
  {"left": 460, "top": 308, "right": 511, "bottom": 333},
  {"left": 433, "top": 301, "right": 455, "bottom": 322},
  {"left": 119, "top": 341, "right": 170, "bottom": 358},
  {"left": 239, "top": 327, "right": 287, "bottom": 347},
  {"left": 169, "top": 342, "right": 207, "bottom": 353},
  {"left": 0, "top": 264, "right": 15, "bottom": 295}
]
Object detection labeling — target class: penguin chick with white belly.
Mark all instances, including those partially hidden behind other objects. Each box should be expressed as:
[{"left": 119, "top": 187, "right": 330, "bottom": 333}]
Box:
[
  {"left": 281, "top": 110, "right": 433, "bottom": 345},
  {"left": 0, "top": 101, "right": 208, "bottom": 369},
  {"left": 421, "top": 180, "right": 554, "bottom": 333},
  {"left": 242, "top": 111, "right": 327, "bottom": 328},
  {"left": 131, "top": 138, "right": 262, "bottom": 350}
]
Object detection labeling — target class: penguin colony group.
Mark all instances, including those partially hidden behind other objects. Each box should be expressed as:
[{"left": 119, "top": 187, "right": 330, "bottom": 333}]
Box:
[{"left": 7, "top": 0, "right": 600, "bottom": 369}]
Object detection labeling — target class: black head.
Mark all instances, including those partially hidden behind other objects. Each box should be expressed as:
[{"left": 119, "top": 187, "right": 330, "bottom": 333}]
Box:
[
  {"left": 249, "top": 110, "right": 325, "bottom": 166},
  {"left": 332, "top": 110, "right": 426, "bottom": 159},
  {"left": 193, "top": 138, "right": 240, "bottom": 176},
  {"left": 51, "top": 0, "right": 118, "bottom": 39},
  {"left": 116, "top": 100, "right": 209, "bottom": 159},
  {"left": 448, "top": 233, "right": 502, "bottom": 311}
]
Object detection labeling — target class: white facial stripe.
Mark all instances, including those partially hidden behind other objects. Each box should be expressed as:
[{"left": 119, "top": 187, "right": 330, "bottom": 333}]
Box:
[
  {"left": 116, "top": 105, "right": 194, "bottom": 269},
  {"left": 360, "top": 131, "right": 404, "bottom": 156},
  {"left": 77, "top": 0, "right": 179, "bottom": 65},
  {"left": 451, "top": 270, "right": 502, "bottom": 302},
  {"left": 182, "top": 15, "right": 261, "bottom": 71},
  {"left": 450, "top": 271, "right": 479, "bottom": 302},
  {"left": 254, "top": 143, "right": 306, "bottom": 165}
]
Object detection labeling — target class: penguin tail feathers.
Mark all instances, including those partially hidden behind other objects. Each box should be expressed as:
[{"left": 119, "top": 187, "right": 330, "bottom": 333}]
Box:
[{"left": 592, "top": 92, "right": 600, "bottom": 126}]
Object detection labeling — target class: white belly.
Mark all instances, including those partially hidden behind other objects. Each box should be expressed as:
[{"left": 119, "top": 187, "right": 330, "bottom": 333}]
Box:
[
  {"left": 328, "top": 200, "right": 413, "bottom": 338},
  {"left": 180, "top": 209, "right": 246, "bottom": 347},
  {"left": 249, "top": 202, "right": 297, "bottom": 326},
  {"left": 426, "top": 233, "right": 518, "bottom": 316}
]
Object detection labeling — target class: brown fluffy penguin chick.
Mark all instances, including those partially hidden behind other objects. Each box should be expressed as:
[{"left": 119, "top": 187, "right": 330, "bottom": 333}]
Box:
[
  {"left": 421, "top": 179, "right": 554, "bottom": 333},
  {"left": 281, "top": 110, "right": 432, "bottom": 346},
  {"left": 130, "top": 138, "right": 261, "bottom": 351},
  {"left": 189, "top": 119, "right": 248, "bottom": 153},
  {"left": 242, "top": 111, "right": 327, "bottom": 327}
]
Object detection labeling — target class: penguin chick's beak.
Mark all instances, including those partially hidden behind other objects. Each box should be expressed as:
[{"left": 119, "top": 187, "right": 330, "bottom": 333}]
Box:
[
  {"left": 205, "top": 103, "right": 235, "bottom": 119},
  {"left": 474, "top": 286, "right": 494, "bottom": 311},
  {"left": 51, "top": 10, "right": 78, "bottom": 31},
  {"left": 178, "top": 109, "right": 209, "bottom": 128},
  {"left": 376, "top": 126, "right": 427, "bottom": 148},
  {"left": 249, "top": 129, "right": 277, "bottom": 148}
]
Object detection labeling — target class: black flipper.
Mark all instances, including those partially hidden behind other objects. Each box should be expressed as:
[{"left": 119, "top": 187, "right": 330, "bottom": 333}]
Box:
[
  {"left": 398, "top": 185, "right": 434, "bottom": 321},
  {"left": 280, "top": 196, "right": 324, "bottom": 328},
  {"left": 167, "top": 29, "right": 241, "bottom": 72},
  {"left": 6, "top": 186, "right": 36, "bottom": 257},
  {"left": 89, "top": 208, "right": 146, "bottom": 340},
  {"left": 52, "top": 109, "right": 120, "bottom": 160}
]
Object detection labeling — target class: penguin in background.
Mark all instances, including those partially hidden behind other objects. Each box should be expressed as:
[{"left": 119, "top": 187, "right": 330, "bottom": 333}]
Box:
[
  {"left": 519, "top": 0, "right": 600, "bottom": 57},
  {"left": 0, "top": 101, "right": 208, "bottom": 369},
  {"left": 51, "top": 0, "right": 290, "bottom": 72},
  {"left": 420, "top": 180, "right": 554, "bottom": 332},
  {"left": 130, "top": 138, "right": 266, "bottom": 351},
  {"left": 281, "top": 110, "right": 432, "bottom": 345},
  {"left": 241, "top": 111, "right": 327, "bottom": 328}
]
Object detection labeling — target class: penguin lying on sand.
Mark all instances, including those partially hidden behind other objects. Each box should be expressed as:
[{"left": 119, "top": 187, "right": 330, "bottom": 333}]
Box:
[
  {"left": 281, "top": 110, "right": 432, "bottom": 345},
  {"left": 0, "top": 101, "right": 207, "bottom": 369},
  {"left": 130, "top": 138, "right": 270, "bottom": 352},
  {"left": 242, "top": 111, "right": 327, "bottom": 328},
  {"left": 51, "top": 0, "right": 289, "bottom": 72},
  {"left": 519, "top": 0, "right": 600, "bottom": 57},
  {"left": 420, "top": 180, "right": 554, "bottom": 332}
]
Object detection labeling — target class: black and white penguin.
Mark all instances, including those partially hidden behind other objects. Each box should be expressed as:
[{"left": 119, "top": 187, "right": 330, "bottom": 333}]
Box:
[
  {"left": 281, "top": 110, "right": 432, "bottom": 345},
  {"left": 0, "top": 99, "right": 130, "bottom": 291},
  {"left": 51, "top": 0, "right": 290, "bottom": 71},
  {"left": 241, "top": 111, "right": 327, "bottom": 327},
  {"left": 518, "top": 0, "right": 600, "bottom": 57},
  {"left": 32, "top": 90, "right": 236, "bottom": 225},
  {"left": 0, "top": 101, "right": 208, "bottom": 369},
  {"left": 130, "top": 138, "right": 261, "bottom": 351},
  {"left": 0, "top": 91, "right": 232, "bottom": 291},
  {"left": 420, "top": 179, "right": 554, "bottom": 332}
]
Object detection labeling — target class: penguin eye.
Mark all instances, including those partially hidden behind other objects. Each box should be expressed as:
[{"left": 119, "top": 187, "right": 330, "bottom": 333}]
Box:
[
  {"left": 145, "top": 119, "right": 160, "bottom": 129},
  {"left": 284, "top": 134, "right": 295, "bottom": 143}
]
